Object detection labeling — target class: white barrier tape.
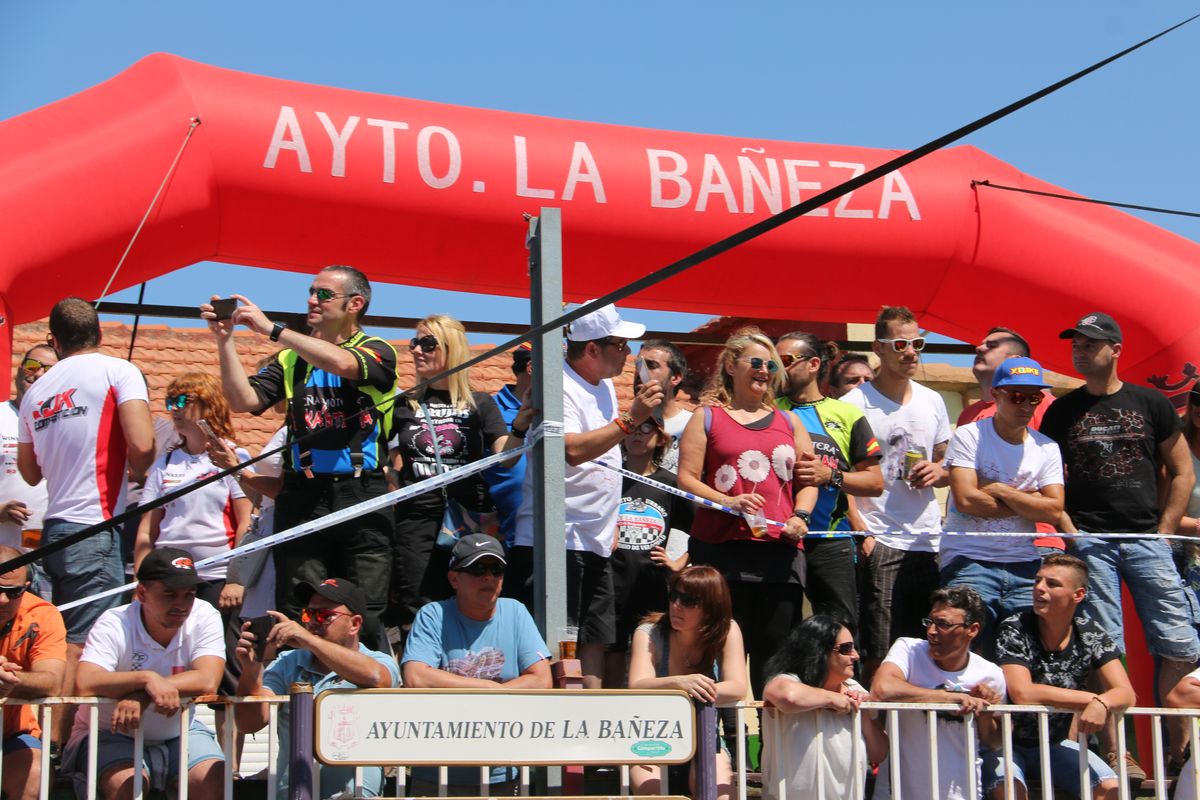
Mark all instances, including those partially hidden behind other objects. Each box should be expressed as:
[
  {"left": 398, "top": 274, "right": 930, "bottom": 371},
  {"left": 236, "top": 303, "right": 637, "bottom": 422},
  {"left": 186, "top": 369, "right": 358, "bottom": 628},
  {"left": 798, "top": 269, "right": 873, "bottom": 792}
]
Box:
[
  {"left": 536, "top": 420, "right": 564, "bottom": 439},
  {"left": 599, "top": 462, "right": 1198, "bottom": 542},
  {"left": 59, "top": 437, "right": 538, "bottom": 612}
]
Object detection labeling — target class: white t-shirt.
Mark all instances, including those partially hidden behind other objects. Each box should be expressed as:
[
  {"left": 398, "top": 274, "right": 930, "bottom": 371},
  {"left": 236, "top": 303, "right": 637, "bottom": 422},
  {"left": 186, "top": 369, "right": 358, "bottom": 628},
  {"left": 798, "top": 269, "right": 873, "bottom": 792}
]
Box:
[
  {"left": 140, "top": 445, "right": 249, "bottom": 580},
  {"left": 515, "top": 361, "right": 621, "bottom": 556},
  {"left": 842, "top": 381, "right": 950, "bottom": 552},
  {"left": 1173, "top": 666, "right": 1200, "bottom": 800},
  {"left": 71, "top": 598, "right": 224, "bottom": 743},
  {"left": 0, "top": 401, "right": 48, "bottom": 550},
  {"left": 17, "top": 352, "right": 148, "bottom": 524},
  {"left": 659, "top": 408, "right": 693, "bottom": 474},
  {"left": 873, "top": 637, "right": 1007, "bottom": 800},
  {"left": 761, "top": 675, "right": 866, "bottom": 800},
  {"left": 942, "top": 419, "right": 1064, "bottom": 564}
]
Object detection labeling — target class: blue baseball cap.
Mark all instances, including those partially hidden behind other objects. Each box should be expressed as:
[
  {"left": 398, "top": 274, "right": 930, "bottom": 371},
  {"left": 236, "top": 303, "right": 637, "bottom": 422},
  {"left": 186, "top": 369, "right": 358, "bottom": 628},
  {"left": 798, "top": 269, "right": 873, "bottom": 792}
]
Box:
[{"left": 992, "top": 357, "right": 1051, "bottom": 390}]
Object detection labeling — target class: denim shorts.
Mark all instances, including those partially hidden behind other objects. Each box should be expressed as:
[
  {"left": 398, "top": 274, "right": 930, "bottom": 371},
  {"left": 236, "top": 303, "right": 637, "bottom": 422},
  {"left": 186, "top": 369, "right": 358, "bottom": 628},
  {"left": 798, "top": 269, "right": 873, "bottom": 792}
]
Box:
[
  {"left": 1074, "top": 536, "right": 1200, "bottom": 659},
  {"left": 983, "top": 740, "right": 1114, "bottom": 796},
  {"left": 42, "top": 519, "right": 126, "bottom": 643},
  {"left": 70, "top": 717, "right": 223, "bottom": 794}
]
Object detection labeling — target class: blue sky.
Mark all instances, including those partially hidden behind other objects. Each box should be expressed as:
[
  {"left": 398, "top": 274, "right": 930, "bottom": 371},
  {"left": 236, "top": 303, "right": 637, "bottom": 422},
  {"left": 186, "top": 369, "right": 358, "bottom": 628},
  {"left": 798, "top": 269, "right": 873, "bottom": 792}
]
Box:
[{"left": 3, "top": 2, "right": 1197, "bottom": 365}]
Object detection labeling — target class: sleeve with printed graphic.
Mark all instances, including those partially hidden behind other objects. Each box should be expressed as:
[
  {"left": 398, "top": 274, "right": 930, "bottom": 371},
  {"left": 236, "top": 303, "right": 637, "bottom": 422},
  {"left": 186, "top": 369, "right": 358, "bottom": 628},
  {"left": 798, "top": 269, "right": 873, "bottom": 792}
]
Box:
[
  {"left": 113, "top": 360, "right": 150, "bottom": 406},
  {"left": 944, "top": 423, "right": 980, "bottom": 470},
  {"left": 1075, "top": 616, "right": 1122, "bottom": 672},
  {"left": 27, "top": 605, "right": 68, "bottom": 666},
  {"left": 399, "top": 601, "right": 447, "bottom": 668},
  {"left": 78, "top": 609, "right": 127, "bottom": 671},
  {"left": 513, "top": 602, "right": 552, "bottom": 672},
  {"left": 346, "top": 337, "right": 398, "bottom": 393},
  {"left": 848, "top": 414, "right": 880, "bottom": 465},
  {"left": 247, "top": 358, "right": 287, "bottom": 413},
  {"left": 994, "top": 614, "right": 1035, "bottom": 669}
]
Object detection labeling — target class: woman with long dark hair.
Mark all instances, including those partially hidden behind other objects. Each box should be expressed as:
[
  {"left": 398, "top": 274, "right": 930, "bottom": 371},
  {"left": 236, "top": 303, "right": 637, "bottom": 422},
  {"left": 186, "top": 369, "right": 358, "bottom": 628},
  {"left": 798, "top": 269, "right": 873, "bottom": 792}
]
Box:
[
  {"left": 627, "top": 566, "right": 747, "bottom": 800},
  {"left": 761, "top": 615, "right": 887, "bottom": 799}
]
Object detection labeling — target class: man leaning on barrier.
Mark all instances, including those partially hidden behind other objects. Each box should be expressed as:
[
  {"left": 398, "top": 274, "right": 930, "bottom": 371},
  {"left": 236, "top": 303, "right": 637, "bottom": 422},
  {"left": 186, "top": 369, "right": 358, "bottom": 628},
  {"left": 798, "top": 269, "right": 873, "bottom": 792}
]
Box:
[
  {"left": 64, "top": 547, "right": 226, "bottom": 800},
  {"left": 402, "top": 534, "right": 551, "bottom": 796},
  {"left": 986, "top": 553, "right": 1129, "bottom": 800},
  {"left": 235, "top": 576, "right": 399, "bottom": 800},
  {"left": 0, "top": 544, "right": 66, "bottom": 800},
  {"left": 871, "top": 585, "right": 1007, "bottom": 800}
]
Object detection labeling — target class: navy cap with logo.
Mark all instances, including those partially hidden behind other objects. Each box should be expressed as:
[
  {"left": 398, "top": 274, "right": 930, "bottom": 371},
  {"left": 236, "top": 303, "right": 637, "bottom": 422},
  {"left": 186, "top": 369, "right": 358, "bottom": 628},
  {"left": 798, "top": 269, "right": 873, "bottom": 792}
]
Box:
[
  {"left": 293, "top": 578, "right": 368, "bottom": 618},
  {"left": 1059, "top": 312, "right": 1123, "bottom": 344},
  {"left": 449, "top": 534, "right": 507, "bottom": 570},
  {"left": 137, "top": 547, "right": 204, "bottom": 589}
]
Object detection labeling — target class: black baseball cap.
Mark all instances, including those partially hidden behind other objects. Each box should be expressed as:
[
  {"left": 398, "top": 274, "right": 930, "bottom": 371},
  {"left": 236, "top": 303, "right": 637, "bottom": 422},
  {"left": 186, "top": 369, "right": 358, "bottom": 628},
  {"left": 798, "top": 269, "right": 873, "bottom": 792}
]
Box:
[
  {"left": 448, "top": 534, "right": 507, "bottom": 570},
  {"left": 1059, "top": 312, "right": 1123, "bottom": 344},
  {"left": 293, "top": 578, "right": 368, "bottom": 618},
  {"left": 137, "top": 547, "right": 204, "bottom": 589},
  {"left": 512, "top": 343, "right": 533, "bottom": 370}
]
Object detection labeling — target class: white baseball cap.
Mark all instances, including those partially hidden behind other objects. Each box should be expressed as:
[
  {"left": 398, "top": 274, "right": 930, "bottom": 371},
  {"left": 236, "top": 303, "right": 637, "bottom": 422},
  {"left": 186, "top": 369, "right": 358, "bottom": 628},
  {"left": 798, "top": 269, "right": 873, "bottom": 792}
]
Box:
[{"left": 565, "top": 301, "right": 646, "bottom": 342}]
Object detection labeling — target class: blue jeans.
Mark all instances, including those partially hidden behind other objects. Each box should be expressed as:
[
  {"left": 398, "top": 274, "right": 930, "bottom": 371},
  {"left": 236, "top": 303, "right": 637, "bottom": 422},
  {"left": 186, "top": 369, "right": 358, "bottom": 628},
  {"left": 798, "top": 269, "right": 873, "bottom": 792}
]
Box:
[
  {"left": 940, "top": 557, "right": 1039, "bottom": 658},
  {"left": 983, "top": 740, "right": 1115, "bottom": 796},
  {"left": 42, "top": 519, "right": 125, "bottom": 643},
  {"left": 1074, "top": 536, "right": 1200, "bottom": 658}
]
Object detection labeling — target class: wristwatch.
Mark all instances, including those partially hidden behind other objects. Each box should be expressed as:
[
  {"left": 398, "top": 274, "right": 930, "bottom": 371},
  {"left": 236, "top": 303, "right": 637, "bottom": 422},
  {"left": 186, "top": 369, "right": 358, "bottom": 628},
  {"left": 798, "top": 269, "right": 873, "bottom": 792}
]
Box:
[
  {"left": 510, "top": 423, "right": 528, "bottom": 439},
  {"left": 828, "top": 468, "right": 844, "bottom": 490},
  {"left": 792, "top": 509, "right": 812, "bottom": 525},
  {"left": 269, "top": 321, "right": 286, "bottom": 342}
]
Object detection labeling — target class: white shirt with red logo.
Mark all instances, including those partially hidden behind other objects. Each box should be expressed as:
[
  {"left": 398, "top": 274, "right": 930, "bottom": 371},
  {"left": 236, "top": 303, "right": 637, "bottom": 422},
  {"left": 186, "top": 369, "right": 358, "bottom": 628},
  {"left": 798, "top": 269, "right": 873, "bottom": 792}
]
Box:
[
  {"left": 0, "top": 401, "right": 48, "bottom": 550},
  {"left": 140, "top": 445, "right": 249, "bottom": 580},
  {"left": 17, "top": 352, "right": 148, "bottom": 525},
  {"left": 71, "top": 598, "right": 224, "bottom": 743}
]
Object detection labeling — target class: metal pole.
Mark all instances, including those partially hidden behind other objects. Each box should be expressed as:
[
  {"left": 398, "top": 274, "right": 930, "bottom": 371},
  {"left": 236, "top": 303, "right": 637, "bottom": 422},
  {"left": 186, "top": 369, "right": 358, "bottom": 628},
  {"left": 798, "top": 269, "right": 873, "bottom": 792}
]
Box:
[
  {"left": 527, "top": 209, "right": 567, "bottom": 644},
  {"left": 288, "top": 682, "right": 314, "bottom": 800},
  {"left": 694, "top": 701, "right": 717, "bottom": 800}
]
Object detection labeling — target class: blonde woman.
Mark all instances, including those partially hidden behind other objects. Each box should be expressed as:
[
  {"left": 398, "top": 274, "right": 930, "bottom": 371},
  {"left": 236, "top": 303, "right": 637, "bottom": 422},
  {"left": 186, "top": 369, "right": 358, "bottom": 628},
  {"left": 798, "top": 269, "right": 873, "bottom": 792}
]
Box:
[
  {"left": 677, "top": 328, "right": 818, "bottom": 701},
  {"left": 389, "top": 315, "right": 532, "bottom": 629}
]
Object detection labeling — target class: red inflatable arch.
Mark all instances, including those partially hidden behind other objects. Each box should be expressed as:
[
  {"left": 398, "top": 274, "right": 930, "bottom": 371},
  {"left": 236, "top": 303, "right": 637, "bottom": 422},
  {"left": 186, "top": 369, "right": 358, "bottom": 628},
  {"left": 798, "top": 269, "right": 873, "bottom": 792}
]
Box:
[{"left": 0, "top": 53, "right": 1197, "bottom": 395}]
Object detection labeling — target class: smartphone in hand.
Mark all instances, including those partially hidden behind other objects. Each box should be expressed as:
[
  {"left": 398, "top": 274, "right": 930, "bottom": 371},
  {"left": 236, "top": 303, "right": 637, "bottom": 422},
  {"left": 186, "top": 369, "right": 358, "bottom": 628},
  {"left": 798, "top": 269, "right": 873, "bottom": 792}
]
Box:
[
  {"left": 245, "top": 615, "right": 278, "bottom": 661},
  {"left": 211, "top": 298, "right": 237, "bottom": 320},
  {"left": 196, "top": 419, "right": 218, "bottom": 441}
]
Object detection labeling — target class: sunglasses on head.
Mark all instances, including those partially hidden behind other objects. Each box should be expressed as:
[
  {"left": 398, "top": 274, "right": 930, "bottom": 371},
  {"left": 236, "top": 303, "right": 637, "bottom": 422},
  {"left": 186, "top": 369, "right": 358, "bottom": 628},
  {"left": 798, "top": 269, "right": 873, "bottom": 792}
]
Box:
[
  {"left": 832, "top": 641, "right": 857, "bottom": 655},
  {"left": 877, "top": 337, "right": 926, "bottom": 352},
  {"left": 409, "top": 335, "right": 439, "bottom": 353},
  {"left": 301, "top": 607, "right": 349, "bottom": 625},
  {"left": 0, "top": 584, "right": 27, "bottom": 599},
  {"left": 778, "top": 352, "right": 817, "bottom": 368},
  {"left": 21, "top": 358, "right": 51, "bottom": 374},
  {"left": 997, "top": 389, "right": 1044, "bottom": 406},
  {"left": 457, "top": 562, "right": 506, "bottom": 578},
  {"left": 165, "top": 394, "right": 190, "bottom": 411},
  {"left": 308, "top": 286, "right": 352, "bottom": 302},
  {"left": 739, "top": 357, "right": 779, "bottom": 373},
  {"left": 668, "top": 589, "right": 700, "bottom": 609}
]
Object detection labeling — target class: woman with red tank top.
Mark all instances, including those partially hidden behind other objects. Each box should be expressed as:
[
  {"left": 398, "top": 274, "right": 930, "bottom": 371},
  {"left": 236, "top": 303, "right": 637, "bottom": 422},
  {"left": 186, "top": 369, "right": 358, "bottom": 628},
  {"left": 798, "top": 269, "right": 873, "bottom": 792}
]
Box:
[{"left": 677, "top": 328, "right": 819, "bottom": 703}]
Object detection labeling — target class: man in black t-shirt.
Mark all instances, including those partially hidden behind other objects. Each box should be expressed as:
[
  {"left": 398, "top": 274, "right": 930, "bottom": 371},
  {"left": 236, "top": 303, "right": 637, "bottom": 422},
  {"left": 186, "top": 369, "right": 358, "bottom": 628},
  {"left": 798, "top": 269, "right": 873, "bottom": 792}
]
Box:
[
  {"left": 1039, "top": 311, "right": 1198, "bottom": 773},
  {"left": 203, "top": 265, "right": 398, "bottom": 634},
  {"left": 987, "top": 554, "right": 1131, "bottom": 799}
]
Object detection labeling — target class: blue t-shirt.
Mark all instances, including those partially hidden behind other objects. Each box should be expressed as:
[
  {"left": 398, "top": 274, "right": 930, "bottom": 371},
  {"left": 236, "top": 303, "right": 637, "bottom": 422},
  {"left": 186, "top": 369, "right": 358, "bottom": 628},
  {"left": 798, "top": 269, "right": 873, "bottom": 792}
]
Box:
[
  {"left": 482, "top": 385, "right": 526, "bottom": 546},
  {"left": 403, "top": 598, "right": 550, "bottom": 783},
  {"left": 263, "top": 644, "right": 401, "bottom": 799}
]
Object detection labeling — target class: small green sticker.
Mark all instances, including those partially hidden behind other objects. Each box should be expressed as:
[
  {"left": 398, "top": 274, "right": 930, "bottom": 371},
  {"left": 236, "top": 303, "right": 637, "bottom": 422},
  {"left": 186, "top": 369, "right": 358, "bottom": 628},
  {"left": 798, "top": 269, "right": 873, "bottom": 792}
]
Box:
[{"left": 631, "top": 740, "right": 672, "bottom": 758}]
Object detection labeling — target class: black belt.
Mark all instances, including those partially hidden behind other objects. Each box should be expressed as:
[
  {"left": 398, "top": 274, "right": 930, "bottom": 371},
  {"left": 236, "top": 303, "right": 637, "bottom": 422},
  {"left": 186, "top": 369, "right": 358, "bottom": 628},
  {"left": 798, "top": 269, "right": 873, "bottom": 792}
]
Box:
[{"left": 284, "top": 470, "right": 385, "bottom": 484}]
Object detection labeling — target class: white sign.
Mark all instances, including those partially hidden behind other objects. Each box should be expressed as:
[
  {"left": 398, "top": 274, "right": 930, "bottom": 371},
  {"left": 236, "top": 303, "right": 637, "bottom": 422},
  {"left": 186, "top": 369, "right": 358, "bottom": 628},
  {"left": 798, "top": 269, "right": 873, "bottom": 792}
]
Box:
[{"left": 314, "top": 689, "right": 696, "bottom": 766}]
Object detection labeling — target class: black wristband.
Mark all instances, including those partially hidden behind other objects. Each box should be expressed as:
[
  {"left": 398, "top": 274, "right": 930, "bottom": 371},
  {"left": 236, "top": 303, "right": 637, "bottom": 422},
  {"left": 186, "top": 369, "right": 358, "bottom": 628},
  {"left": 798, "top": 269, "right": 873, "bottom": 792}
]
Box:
[
  {"left": 510, "top": 423, "right": 528, "bottom": 439},
  {"left": 269, "top": 321, "right": 286, "bottom": 342},
  {"left": 792, "top": 509, "right": 812, "bottom": 525}
]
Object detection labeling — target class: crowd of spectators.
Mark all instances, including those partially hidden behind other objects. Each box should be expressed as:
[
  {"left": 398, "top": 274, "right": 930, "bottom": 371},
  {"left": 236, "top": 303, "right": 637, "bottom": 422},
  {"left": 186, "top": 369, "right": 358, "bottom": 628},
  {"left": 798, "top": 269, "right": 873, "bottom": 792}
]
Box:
[{"left": 4, "top": 270, "right": 1200, "bottom": 798}]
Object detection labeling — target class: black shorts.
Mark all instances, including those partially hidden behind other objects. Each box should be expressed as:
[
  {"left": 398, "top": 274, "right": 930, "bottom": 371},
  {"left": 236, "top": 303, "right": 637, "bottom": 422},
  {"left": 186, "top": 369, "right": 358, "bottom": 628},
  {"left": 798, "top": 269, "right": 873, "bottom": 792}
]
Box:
[
  {"left": 610, "top": 548, "right": 669, "bottom": 650},
  {"left": 566, "top": 550, "right": 616, "bottom": 646}
]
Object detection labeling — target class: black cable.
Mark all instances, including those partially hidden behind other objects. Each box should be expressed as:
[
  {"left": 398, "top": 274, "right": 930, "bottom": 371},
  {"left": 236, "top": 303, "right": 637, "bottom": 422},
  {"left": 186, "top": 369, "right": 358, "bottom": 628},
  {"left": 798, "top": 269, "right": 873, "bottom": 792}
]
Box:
[
  {"left": 972, "top": 180, "right": 1200, "bottom": 220},
  {"left": 2, "top": 14, "right": 1194, "bottom": 577},
  {"left": 127, "top": 283, "right": 147, "bottom": 361}
]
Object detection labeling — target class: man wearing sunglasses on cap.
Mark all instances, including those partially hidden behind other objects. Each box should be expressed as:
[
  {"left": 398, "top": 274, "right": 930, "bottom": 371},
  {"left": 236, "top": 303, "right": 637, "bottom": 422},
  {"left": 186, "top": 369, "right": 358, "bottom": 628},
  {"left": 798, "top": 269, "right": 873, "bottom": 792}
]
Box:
[
  {"left": 842, "top": 305, "right": 951, "bottom": 680},
  {"left": 235, "top": 576, "right": 399, "bottom": 800},
  {"left": 202, "top": 265, "right": 398, "bottom": 642},
  {"left": 402, "top": 534, "right": 550, "bottom": 795},
  {"left": 941, "top": 358, "right": 1064, "bottom": 657},
  {"left": 1041, "top": 311, "right": 1199, "bottom": 778},
  {"left": 0, "top": 346, "right": 56, "bottom": 571},
  {"left": 512, "top": 301, "right": 661, "bottom": 689},
  {"left": 0, "top": 544, "right": 66, "bottom": 800}
]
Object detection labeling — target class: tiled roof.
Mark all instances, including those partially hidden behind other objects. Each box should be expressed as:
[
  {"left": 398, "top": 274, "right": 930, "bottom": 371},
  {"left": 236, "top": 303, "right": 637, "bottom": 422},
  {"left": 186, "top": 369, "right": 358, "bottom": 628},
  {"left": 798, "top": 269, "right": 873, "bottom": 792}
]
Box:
[{"left": 10, "top": 322, "right": 636, "bottom": 453}]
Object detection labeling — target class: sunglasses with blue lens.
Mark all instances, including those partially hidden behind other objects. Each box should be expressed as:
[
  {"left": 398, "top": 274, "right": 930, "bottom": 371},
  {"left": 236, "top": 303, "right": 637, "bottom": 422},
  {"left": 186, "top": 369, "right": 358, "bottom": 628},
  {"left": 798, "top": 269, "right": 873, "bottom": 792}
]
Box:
[
  {"left": 165, "top": 395, "right": 190, "bottom": 411},
  {"left": 738, "top": 357, "right": 779, "bottom": 374}
]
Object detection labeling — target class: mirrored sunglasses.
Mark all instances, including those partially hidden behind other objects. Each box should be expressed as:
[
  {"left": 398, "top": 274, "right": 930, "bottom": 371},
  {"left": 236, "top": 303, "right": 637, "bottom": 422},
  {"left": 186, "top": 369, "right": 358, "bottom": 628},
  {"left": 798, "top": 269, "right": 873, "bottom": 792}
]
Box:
[
  {"left": 997, "top": 389, "right": 1044, "bottom": 406},
  {"left": 21, "top": 358, "right": 52, "bottom": 374},
  {"left": 877, "top": 337, "right": 927, "bottom": 352},
  {"left": 739, "top": 357, "right": 779, "bottom": 373},
  {"left": 301, "top": 607, "right": 348, "bottom": 625},
  {"left": 165, "top": 394, "right": 190, "bottom": 411},
  {"left": 778, "top": 352, "right": 817, "bottom": 368}
]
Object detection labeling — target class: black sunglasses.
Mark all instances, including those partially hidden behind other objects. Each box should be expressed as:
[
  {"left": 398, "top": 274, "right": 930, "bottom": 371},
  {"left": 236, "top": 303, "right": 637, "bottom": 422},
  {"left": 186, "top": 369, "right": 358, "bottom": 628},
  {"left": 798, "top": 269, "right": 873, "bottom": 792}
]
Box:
[
  {"left": 832, "top": 641, "right": 857, "bottom": 655},
  {"left": 409, "top": 335, "right": 439, "bottom": 353},
  {"left": 457, "top": 563, "right": 506, "bottom": 578},
  {"left": 668, "top": 589, "right": 700, "bottom": 609},
  {"left": 0, "top": 584, "right": 27, "bottom": 599}
]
